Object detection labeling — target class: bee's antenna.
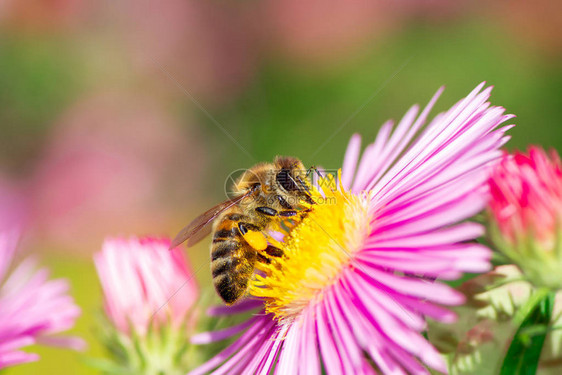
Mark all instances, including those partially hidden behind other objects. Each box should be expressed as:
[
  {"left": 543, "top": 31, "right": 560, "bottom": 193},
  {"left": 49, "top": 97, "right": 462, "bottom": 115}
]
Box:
[
  {"left": 294, "top": 175, "right": 310, "bottom": 193},
  {"left": 306, "top": 166, "right": 324, "bottom": 179},
  {"left": 287, "top": 173, "right": 316, "bottom": 205}
]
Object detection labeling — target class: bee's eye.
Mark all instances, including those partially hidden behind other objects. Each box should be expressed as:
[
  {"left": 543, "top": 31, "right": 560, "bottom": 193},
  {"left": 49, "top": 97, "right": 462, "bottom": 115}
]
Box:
[{"left": 276, "top": 169, "right": 298, "bottom": 192}]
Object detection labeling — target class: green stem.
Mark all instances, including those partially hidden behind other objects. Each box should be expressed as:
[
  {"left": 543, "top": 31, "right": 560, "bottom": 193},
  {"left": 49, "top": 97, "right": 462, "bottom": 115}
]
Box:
[{"left": 499, "top": 289, "right": 555, "bottom": 375}]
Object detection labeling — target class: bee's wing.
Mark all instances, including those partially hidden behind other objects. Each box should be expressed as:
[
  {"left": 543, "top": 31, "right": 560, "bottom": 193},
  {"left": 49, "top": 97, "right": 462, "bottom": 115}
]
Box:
[{"left": 170, "top": 192, "right": 251, "bottom": 249}]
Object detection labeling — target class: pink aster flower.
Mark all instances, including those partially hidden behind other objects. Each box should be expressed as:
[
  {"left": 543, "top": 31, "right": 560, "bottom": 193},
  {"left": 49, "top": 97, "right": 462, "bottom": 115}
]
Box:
[
  {"left": 489, "top": 147, "right": 562, "bottom": 246},
  {"left": 94, "top": 237, "right": 199, "bottom": 335},
  {"left": 93, "top": 237, "right": 199, "bottom": 374},
  {"left": 189, "top": 83, "right": 514, "bottom": 374},
  {"left": 0, "top": 230, "right": 84, "bottom": 368},
  {"left": 488, "top": 147, "right": 562, "bottom": 289}
]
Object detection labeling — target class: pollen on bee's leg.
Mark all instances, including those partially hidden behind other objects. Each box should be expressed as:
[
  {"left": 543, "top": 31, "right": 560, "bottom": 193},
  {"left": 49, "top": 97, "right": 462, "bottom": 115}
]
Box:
[{"left": 242, "top": 230, "right": 268, "bottom": 251}]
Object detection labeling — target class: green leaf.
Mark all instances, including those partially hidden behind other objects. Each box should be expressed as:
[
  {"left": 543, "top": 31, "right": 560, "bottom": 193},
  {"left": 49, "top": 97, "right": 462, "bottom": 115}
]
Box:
[{"left": 499, "top": 290, "right": 555, "bottom": 375}]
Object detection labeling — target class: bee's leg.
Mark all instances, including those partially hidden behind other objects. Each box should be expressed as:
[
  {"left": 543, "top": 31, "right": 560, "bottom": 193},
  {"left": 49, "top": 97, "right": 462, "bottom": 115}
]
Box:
[
  {"left": 280, "top": 208, "right": 311, "bottom": 223},
  {"left": 238, "top": 222, "right": 260, "bottom": 235},
  {"left": 256, "top": 207, "right": 277, "bottom": 216},
  {"left": 256, "top": 245, "right": 283, "bottom": 265},
  {"left": 264, "top": 245, "right": 283, "bottom": 257},
  {"left": 256, "top": 206, "right": 299, "bottom": 218},
  {"left": 276, "top": 195, "right": 293, "bottom": 209},
  {"left": 257, "top": 253, "right": 271, "bottom": 264}
]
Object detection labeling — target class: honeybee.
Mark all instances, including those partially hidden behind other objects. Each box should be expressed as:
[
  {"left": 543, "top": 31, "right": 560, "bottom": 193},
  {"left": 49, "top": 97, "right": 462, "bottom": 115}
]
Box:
[{"left": 171, "top": 156, "right": 316, "bottom": 305}]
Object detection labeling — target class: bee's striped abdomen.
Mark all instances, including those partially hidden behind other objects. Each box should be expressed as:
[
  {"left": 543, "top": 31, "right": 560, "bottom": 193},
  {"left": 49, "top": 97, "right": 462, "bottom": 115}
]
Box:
[{"left": 210, "top": 211, "right": 257, "bottom": 304}]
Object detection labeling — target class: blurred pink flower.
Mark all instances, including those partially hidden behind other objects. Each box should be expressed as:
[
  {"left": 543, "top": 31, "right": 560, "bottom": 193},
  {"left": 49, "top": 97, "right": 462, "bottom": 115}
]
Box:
[
  {"left": 0, "top": 176, "right": 27, "bottom": 240},
  {"left": 2, "top": 0, "right": 90, "bottom": 32},
  {"left": 0, "top": 232, "right": 84, "bottom": 368},
  {"left": 118, "top": 0, "right": 259, "bottom": 102},
  {"left": 190, "top": 83, "right": 513, "bottom": 374},
  {"left": 262, "top": 0, "right": 400, "bottom": 63},
  {"left": 394, "top": 0, "right": 474, "bottom": 20},
  {"left": 492, "top": 0, "right": 562, "bottom": 55},
  {"left": 488, "top": 147, "right": 562, "bottom": 289},
  {"left": 94, "top": 237, "right": 199, "bottom": 335},
  {"left": 489, "top": 147, "right": 562, "bottom": 246},
  {"left": 29, "top": 92, "right": 207, "bottom": 253}
]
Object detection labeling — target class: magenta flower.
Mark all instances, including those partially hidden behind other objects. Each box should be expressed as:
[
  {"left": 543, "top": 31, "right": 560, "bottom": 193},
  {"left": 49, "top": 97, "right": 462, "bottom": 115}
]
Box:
[
  {"left": 488, "top": 147, "right": 562, "bottom": 289},
  {"left": 30, "top": 92, "right": 208, "bottom": 254},
  {"left": 190, "top": 83, "right": 514, "bottom": 374},
  {"left": 0, "top": 230, "right": 84, "bottom": 368},
  {"left": 94, "top": 237, "right": 199, "bottom": 335},
  {"left": 93, "top": 237, "right": 199, "bottom": 374},
  {"left": 489, "top": 147, "right": 562, "bottom": 246}
]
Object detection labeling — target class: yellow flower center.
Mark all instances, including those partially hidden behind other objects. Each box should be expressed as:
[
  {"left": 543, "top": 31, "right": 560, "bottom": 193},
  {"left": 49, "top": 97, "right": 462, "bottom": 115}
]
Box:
[{"left": 249, "top": 175, "right": 371, "bottom": 322}]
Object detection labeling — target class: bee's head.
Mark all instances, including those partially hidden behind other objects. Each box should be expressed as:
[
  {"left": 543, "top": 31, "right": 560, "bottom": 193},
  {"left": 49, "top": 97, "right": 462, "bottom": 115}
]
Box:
[{"left": 274, "top": 156, "right": 312, "bottom": 202}]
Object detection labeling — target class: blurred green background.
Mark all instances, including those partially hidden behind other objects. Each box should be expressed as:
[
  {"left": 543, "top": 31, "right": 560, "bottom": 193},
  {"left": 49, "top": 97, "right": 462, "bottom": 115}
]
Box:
[{"left": 1, "top": 0, "right": 560, "bottom": 373}]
